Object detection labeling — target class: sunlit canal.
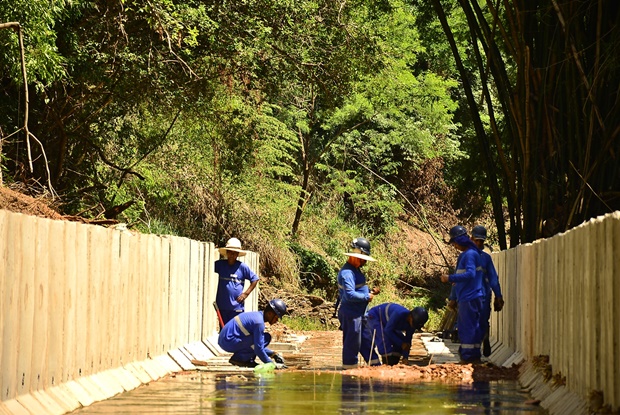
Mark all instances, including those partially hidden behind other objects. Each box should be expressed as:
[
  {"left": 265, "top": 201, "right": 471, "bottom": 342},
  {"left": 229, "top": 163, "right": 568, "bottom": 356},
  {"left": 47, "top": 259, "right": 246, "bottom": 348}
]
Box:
[{"left": 71, "top": 371, "right": 547, "bottom": 414}]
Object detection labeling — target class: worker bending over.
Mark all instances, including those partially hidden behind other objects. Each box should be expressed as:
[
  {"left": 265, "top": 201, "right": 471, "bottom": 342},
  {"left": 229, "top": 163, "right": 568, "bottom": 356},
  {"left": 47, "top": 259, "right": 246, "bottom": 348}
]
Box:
[{"left": 367, "top": 303, "right": 429, "bottom": 365}]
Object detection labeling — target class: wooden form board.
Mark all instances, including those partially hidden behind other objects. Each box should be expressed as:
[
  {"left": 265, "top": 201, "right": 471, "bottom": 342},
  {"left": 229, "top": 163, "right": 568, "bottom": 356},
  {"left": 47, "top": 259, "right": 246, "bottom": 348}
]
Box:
[
  {"left": 0, "top": 209, "right": 236, "bottom": 405},
  {"left": 490, "top": 212, "right": 620, "bottom": 411}
]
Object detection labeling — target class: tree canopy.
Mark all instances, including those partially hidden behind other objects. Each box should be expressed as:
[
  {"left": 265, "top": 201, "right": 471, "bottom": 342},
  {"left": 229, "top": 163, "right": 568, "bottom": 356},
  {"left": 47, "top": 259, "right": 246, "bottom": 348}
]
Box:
[{"left": 1, "top": 0, "right": 619, "bottom": 287}]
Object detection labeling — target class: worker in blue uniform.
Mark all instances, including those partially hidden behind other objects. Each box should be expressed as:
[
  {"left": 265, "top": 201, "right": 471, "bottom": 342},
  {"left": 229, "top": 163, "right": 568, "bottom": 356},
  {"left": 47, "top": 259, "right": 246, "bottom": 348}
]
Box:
[
  {"left": 367, "top": 304, "right": 429, "bottom": 365},
  {"left": 470, "top": 225, "right": 504, "bottom": 357},
  {"left": 218, "top": 299, "right": 287, "bottom": 367},
  {"left": 337, "top": 237, "right": 381, "bottom": 369},
  {"left": 440, "top": 225, "right": 484, "bottom": 362},
  {"left": 215, "top": 237, "right": 260, "bottom": 325}
]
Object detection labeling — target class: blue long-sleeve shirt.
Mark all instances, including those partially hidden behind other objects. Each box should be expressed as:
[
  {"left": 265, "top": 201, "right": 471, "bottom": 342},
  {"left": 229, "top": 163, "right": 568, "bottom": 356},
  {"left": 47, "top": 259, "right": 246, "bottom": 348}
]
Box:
[
  {"left": 448, "top": 248, "right": 483, "bottom": 302},
  {"left": 337, "top": 262, "right": 370, "bottom": 317},
  {"left": 217, "top": 311, "right": 273, "bottom": 364},
  {"left": 480, "top": 251, "right": 502, "bottom": 299},
  {"left": 367, "top": 303, "right": 415, "bottom": 359}
]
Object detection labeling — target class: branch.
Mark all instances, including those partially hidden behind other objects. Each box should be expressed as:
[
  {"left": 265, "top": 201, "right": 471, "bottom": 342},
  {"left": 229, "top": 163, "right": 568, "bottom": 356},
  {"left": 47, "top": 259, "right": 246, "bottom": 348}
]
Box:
[
  {"left": 351, "top": 156, "right": 452, "bottom": 269},
  {"left": 0, "top": 22, "right": 56, "bottom": 197}
]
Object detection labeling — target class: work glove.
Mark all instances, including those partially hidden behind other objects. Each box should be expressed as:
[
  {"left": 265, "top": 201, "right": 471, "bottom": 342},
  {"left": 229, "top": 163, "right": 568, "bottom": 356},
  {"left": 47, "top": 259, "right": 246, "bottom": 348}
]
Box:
[
  {"left": 272, "top": 353, "right": 285, "bottom": 364},
  {"left": 494, "top": 297, "right": 504, "bottom": 312},
  {"left": 275, "top": 362, "right": 288, "bottom": 369}
]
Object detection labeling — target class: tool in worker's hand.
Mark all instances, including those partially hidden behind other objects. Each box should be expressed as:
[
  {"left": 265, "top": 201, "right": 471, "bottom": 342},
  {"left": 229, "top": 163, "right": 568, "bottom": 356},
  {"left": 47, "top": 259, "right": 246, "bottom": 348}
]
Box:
[
  {"left": 332, "top": 295, "right": 341, "bottom": 318},
  {"left": 213, "top": 301, "right": 224, "bottom": 329}
]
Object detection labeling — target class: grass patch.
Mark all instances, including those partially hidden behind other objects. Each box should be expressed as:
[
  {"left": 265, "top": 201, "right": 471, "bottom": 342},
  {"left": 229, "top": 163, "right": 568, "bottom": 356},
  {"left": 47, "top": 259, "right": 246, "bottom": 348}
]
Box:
[{"left": 281, "top": 315, "right": 336, "bottom": 331}]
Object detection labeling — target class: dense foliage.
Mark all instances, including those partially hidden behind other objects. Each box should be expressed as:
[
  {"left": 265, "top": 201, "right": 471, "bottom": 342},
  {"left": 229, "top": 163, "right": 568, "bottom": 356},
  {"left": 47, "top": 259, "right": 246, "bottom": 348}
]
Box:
[{"left": 1, "top": 0, "right": 619, "bottom": 300}]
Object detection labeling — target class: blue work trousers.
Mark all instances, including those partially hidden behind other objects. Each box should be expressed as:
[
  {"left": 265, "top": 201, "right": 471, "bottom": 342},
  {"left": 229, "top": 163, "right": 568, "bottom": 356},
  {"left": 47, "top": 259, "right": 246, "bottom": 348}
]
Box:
[
  {"left": 338, "top": 309, "right": 381, "bottom": 368},
  {"left": 457, "top": 297, "right": 483, "bottom": 361},
  {"left": 222, "top": 332, "right": 273, "bottom": 363}
]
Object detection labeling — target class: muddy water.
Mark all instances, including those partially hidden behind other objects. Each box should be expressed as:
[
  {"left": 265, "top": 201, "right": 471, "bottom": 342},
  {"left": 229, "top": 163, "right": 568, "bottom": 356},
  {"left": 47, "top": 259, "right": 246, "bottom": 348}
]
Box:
[{"left": 72, "top": 371, "right": 547, "bottom": 414}]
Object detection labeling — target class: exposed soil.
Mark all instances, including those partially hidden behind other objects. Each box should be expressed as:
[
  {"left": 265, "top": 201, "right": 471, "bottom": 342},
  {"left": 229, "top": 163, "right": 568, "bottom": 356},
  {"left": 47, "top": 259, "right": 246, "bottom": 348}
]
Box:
[
  {"left": 0, "top": 185, "right": 64, "bottom": 220},
  {"left": 283, "top": 329, "right": 520, "bottom": 383}
]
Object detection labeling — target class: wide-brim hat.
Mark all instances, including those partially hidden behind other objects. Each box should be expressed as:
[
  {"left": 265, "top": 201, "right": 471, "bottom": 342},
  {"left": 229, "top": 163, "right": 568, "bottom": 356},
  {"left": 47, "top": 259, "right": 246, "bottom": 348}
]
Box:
[
  {"left": 218, "top": 237, "right": 247, "bottom": 257},
  {"left": 344, "top": 251, "right": 376, "bottom": 262}
]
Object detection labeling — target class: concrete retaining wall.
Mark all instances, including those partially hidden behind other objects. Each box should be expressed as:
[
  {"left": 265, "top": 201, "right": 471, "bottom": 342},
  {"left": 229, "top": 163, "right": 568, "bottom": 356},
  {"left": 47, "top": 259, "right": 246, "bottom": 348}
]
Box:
[
  {"left": 0, "top": 209, "right": 259, "bottom": 414},
  {"left": 489, "top": 211, "right": 620, "bottom": 413}
]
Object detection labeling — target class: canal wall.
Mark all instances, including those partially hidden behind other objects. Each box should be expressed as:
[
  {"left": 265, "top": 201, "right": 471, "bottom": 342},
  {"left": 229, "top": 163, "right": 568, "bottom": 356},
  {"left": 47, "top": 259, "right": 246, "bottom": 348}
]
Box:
[
  {"left": 0, "top": 209, "right": 259, "bottom": 415},
  {"left": 2, "top": 208, "right": 619, "bottom": 414},
  {"left": 488, "top": 211, "right": 620, "bottom": 413}
]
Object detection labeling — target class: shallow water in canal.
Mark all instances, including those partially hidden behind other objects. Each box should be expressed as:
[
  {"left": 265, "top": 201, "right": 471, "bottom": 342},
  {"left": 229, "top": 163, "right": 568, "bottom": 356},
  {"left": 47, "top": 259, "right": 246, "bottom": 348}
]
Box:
[{"left": 72, "top": 371, "right": 547, "bottom": 414}]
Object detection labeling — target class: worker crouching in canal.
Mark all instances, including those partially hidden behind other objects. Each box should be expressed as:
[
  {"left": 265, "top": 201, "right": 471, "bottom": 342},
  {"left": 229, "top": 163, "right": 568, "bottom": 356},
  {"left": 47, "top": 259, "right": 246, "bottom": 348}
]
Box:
[
  {"left": 440, "top": 225, "right": 485, "bottom": 363},
  {"left": 367, "top": 304, "right": 429, "bottom": 365},
  {"left": 218, "top": 299, "right": 287, "bottom": 368}
]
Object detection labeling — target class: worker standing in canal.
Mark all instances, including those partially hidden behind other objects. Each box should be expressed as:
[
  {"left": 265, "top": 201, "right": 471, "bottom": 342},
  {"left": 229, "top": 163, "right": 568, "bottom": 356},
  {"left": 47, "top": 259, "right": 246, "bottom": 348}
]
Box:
[
  {"left": 215, "top": 237, "right": 260, "bottom": 326},
  {"left": 218, "top": 299, "right": 287, "bottom": 367},
  {"left": 337, "top": 237, "right": 381, "bottom": 369},
  {"left": 440, "top": 225, "right": 484, "bottom": 363},
  {"left": 367, "top": 303, "right": 429, "bottom": 365},
  {"left": 470, "top": 225, "right": 504, "bottom": 357}
]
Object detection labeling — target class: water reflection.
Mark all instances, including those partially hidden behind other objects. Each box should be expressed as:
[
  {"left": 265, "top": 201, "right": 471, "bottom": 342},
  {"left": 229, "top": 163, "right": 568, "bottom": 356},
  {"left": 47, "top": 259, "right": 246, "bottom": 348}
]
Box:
[{"left": 72, "top": 371, "right": 547, "bottom": 414}]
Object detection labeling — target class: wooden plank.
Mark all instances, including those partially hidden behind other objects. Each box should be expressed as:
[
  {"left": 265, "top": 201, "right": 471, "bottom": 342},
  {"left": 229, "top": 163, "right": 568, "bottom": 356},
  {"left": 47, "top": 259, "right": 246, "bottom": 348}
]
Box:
[
  {"left": 106, "top": 367, "right": 141, "bottom": 392},
  {"left": 17, "top": 215, "right": 38, "bottom": 395},
  {"left": 148, "top": 235, "right": 162, "bottom": 356},
  {"left": 188, "top": 240, "right": 200, "bottom": 341},
  {"left": 137, "top": 233, "right": 148, "bottom": 360},
  {"left": 565, "top": 230, "right": 575, "bottom": 390},
  {"left": 0, "top": 211, "right": 20, "bottom": 401},
  {"left": 46, "top": 219, "right": 66, "bottom": 390},
  {"left": 159, "top": 237, "right": 172, "bottom": 353},
  {"left": 178, "top": 237, "right": 191, "bottom": 346},
  {"left": 31, "top": 390, "right": 66, "bottom": 415},
  {"left": 142, "top": 234, "right": 153, "bottom": 356},
  {"left": 567, "top": 227, "right": 583, "bottom": 393},
  {"left": 116, "top": 231, "right": 131, "bottom": 365},
  {"left": 44, "top": 385, "right": 81, "bottom": 413},
  {"left": 596, "top": 216, "right": 609, "bottom": 400},
  {"left": 63, "top": 380, "right": 95, "bottom": 407},
  {"left": 0, "top": 399, "right": 29, "bottom": 415},
  {"left": 127, "top": 233, "right": 142, "bottom": 363},
  {"left": 90, "top": 225, "right": 110, "bottom": 374},
  {"left": 521, "top": 243, "right": 534, "bottom": 358},
  {"left": 167, "top": 349, "right": 196, "bottom": 371},
  {"left": 203, "top": 242, "right": 218, "bottom": 339},
  {"left": 555, "top": 234, "right": 565, "bottom": 378},
  {"left": 107, "top": 230, "right": 121, "bottom": 369},
  {"left": 123, "top": 362, "right": 153, "bottom": 384},
  {"left": 61, "top": 222, "right": 78, "bottom": 384},
  {"left": 73, "top": 223, "right": 89, "bottom": 379},
  {"left": 549, "top": 236, "right": 558, "bottom": 366},
  {"left": 583, "top": 220, "right": 597, "bottom": 393}
]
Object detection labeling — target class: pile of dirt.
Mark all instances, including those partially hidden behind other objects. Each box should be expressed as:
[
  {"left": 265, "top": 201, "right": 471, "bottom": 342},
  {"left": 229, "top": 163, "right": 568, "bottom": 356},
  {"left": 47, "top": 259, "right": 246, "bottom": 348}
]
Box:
[
  {"left": 346, "top": 361, "right": 519, "bottom": 383},
  {"left": 289, "top": 329, "right": 519, "bottom": 383},
  {"left": 0, "top": 185, "right": 64, "bottom": 220}
]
